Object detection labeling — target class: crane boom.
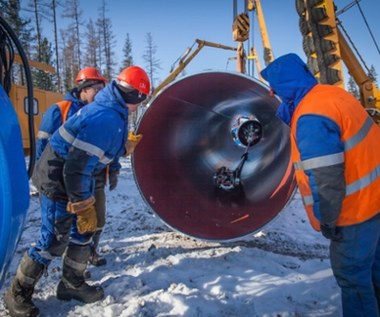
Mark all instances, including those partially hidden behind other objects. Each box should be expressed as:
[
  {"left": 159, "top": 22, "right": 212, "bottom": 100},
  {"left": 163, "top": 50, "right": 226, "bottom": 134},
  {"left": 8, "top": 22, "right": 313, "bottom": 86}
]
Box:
[
  {"left": 337, "top": 26, "right": 380, "bottom": 111},
  {"left": 252, "top": 0, "right": 274, "bottom": 66},
  {"left": 152, "top": 39, "right": 237, "bottom": 97}
]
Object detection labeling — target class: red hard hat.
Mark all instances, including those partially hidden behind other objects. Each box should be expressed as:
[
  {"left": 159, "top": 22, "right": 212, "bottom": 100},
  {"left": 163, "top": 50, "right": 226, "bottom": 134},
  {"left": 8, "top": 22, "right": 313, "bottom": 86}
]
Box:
[
  {"left": 75, "top": 67, "right": 107, "bottom": 84},
  {"left": 117, "top": 66, "right": 150, "bottom": 95}
]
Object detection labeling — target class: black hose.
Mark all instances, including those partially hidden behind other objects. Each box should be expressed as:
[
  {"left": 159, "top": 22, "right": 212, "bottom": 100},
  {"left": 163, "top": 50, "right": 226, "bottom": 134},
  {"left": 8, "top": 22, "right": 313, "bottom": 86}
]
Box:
[
  {"left": 0, "top": 15, "right": 35, "bottom": 179},
  {"left": 0, "top": 21, "right": 13, "bottom": 94}
]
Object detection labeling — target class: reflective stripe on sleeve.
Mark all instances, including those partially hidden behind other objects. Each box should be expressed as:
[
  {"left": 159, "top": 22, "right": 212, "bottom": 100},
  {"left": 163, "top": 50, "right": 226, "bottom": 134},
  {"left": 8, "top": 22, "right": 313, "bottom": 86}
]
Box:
[
  {"left": 294, "top": 152, "right": 344, "bottom": 171},
  {"left": 344, "top": 116, "right": 373, "bottom": 151},
  {"left": 72, "top": 138, "right": 105, "bottom": 159},
  {"left": 58, "top": 126, "right": 75, "bottom": 144},
  {"left": 58, "top": 126, "right": 113, "bottom": 165},
  {"left": 302, "top": 194, "right": 313, "bottom": 207},
  {"left": 300, "top": 164, "right": 380, "bottom": 206},
  {"left": 37, "top": 130, "right": 51, "bottom": 140}
]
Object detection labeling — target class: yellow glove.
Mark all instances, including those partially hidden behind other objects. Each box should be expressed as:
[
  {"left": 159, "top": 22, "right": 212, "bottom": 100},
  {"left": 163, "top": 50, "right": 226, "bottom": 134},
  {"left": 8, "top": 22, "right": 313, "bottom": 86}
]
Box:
[
  {"left": 125, "top": 132, "right": 143, "bottom": 156},
  {"left": 76, "top": 206, "right": 97, "bottom": 234},
  {"left": 67, "top": 196, "right": 97, "bottom": 234}
]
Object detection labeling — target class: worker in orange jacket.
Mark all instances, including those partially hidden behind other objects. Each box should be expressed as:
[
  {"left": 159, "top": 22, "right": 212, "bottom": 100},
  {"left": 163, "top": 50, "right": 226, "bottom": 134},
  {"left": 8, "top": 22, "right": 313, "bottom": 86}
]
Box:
[{"left": 261, "top": 53, "right": 380, "bottom": 317}]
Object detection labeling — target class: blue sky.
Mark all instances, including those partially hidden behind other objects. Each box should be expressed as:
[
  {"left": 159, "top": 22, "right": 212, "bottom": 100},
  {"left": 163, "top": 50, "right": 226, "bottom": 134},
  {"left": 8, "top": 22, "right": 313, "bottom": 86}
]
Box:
[{"left": 68, "top": 1, "right": 380, "bottom": 86}]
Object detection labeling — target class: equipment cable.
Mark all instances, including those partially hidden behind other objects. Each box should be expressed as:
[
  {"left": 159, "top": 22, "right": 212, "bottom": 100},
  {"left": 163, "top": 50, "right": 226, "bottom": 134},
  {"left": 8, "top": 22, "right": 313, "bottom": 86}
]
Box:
[
  {"left": 0, "top": 15, "right": 35, "bottom": 179},
  {"left": 336, "top": 0, "right": 380, "bottom": 71},
  {"left": 355, "top": 0, "right": 380, "bottom": 57},
  {"left": 337, "top": 19, "right": 371, "bottom": 75}
]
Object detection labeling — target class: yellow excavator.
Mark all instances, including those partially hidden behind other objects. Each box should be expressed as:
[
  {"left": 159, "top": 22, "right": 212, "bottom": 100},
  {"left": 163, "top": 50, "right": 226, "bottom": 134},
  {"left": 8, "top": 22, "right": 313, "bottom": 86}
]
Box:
[
  {"left": 296, "top": 0, "right": 380, "bottom": 123},
  {"left": 9, "top": 58, "right": 63, "bottom": 154},
  {"left": 233, "top": 0, "right": 379, "bottom": 124}
]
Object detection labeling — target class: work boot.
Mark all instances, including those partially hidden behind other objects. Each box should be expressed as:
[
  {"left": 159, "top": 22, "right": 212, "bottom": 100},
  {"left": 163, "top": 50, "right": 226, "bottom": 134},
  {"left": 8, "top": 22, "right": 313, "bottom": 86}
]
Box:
[
  {"left": 3, "top": 282, "right": 39, "bottom": 317},
  {"left": 56, "top": 279, "right": 104, "bottom": 303},
  {"left": 88, "top": 249, "right": 107, "bottom": 267},
  {"left": 3, "top": 252, "right": 45, "bottom": 317},
  {"left": 57, "top": 243, "right": 104, "bottom": 303},
  {"left": 83, "top": 270, "right": 91, "bottom": 280},
  {"left": 88, "top": 230, "right": 106, "bottom": 267}
]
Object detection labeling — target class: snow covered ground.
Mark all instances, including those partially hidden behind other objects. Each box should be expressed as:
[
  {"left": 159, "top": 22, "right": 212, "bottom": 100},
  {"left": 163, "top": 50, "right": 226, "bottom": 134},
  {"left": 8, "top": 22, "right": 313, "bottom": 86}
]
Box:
[{"left": 0, "top": 157, "right": 342, "bottom": 317}]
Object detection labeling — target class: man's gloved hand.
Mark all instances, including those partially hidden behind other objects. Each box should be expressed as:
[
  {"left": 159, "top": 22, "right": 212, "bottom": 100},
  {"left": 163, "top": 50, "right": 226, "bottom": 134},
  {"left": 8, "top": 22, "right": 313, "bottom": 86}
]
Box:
[
  {"left": 108, "top": 170, "right": 119, "bottom": 191},
  {"left": 320, "top": 224, "right": 342, "bottom": 241},
  {"left": 76, "top": 206, "right": 97, "bottom": 234},
  {"left": 67, "top": 196, "right": 97, "bottom": 234},
  {"left": 125, "top": 132, "right": 143, "bottom": 156}
]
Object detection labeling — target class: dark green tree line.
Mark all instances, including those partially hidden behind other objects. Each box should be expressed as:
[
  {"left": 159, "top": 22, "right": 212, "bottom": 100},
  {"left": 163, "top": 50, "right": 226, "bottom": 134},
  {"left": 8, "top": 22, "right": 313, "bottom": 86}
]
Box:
[{"left": 3, "top": 0, "right": 164, "bottom": 94}]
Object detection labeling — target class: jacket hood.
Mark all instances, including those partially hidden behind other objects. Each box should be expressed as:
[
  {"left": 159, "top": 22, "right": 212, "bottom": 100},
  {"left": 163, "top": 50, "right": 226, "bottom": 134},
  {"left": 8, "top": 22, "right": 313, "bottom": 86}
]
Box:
[
  {"left": 260, "top": 53, "right": 317, "bottom": 107},
  {"left": 93, "top": 81, "right": 129, "bottom": 119}
]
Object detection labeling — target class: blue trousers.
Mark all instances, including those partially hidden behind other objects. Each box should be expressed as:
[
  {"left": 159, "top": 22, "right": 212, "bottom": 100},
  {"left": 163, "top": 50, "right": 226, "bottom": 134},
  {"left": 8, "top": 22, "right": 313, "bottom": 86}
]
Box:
[
  {"left": 29, "top": 194, "right": 94, "bottom": 266},
  {"left": 330, "top": 213, "right": 380, "bottom": 317}
]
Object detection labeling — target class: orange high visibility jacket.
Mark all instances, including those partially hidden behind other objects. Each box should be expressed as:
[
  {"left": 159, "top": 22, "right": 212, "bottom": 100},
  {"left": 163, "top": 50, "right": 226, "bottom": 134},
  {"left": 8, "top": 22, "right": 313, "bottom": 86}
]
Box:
[
  {"left": 57, "top": 100, "right": 72, "bottom": 123},
  {"left": 290, "top": 84, "right": 380, "bottom": 230}
]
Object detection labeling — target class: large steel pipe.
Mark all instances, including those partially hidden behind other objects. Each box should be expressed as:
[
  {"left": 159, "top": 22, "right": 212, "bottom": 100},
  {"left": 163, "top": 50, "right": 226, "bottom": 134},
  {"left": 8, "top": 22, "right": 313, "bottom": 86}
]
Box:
[{"left": 133, "top": 71, "right": 296, "bottom": 241}]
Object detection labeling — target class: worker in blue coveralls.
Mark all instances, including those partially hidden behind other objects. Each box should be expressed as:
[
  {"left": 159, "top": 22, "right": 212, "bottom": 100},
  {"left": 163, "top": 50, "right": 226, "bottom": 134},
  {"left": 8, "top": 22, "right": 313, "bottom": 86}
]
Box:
[
  {"left": 4, "top": 66, "right": 150, "bottom": 317},
  {"left": 34, "top": 67, "right": 115, "bottom": 268}
]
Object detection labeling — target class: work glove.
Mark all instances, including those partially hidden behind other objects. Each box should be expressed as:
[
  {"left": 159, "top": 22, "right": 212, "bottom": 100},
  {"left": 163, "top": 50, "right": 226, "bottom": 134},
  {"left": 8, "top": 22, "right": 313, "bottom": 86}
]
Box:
[
  {"left": 67, "top": 196, "right": 97, "bottom": 234},
  {"left": 108, "top": 170, "right": 119, "bottom": 191},
  {"left": 320, "top": 224, "right": 342, "bottom": 241},
  {"left": 125, "top": 131, "right": 143, "bottom": 156}
]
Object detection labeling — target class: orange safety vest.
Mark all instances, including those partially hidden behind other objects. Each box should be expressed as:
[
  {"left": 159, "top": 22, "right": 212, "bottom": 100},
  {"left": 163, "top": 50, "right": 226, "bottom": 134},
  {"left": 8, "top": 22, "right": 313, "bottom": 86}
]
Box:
[
  {"left": 290, "top": 84, "right": 380, "bottom": 230},
  {"left": 56, "top": 100, "right": 72, "bottom": 123}
]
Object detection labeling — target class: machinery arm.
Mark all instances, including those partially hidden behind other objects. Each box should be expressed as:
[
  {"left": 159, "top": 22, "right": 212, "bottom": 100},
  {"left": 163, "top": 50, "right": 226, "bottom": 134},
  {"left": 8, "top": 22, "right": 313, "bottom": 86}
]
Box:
[
  {"left": 337, "top": 26, "right": 380, "bottom": 111},
  {"left": 152, "top": 39, "right": 237, "bottom": 97},
  {"left": 296, "top": 0, "right": 380, "bottom": 121},
  {"left": 252, "top": 0, "right": 274, "bottom": 66}
]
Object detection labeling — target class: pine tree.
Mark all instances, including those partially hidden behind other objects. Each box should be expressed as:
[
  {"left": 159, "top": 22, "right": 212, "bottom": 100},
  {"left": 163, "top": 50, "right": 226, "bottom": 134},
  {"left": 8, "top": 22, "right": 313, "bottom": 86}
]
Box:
[
  {"left": 368, "top": 65, "right": 378, "bottom": 85},
  {"left": 33, "top": 37, "right": 55, "bottom": 90},
  {"left": 97, "top": 0, "right": 116, "bottom": 80},
  {"left": 120, "top": 32, "right": 133, "bottom": 71},
  {"left": 49, "top": 0, "right": 62, "bottom": 91},
  {"left": 2, "top": 0, "right": 34, "bottom": 85},
  {"left": 60, "top": 29, "right": 76, "bottom": 92},
  {"left": 26, "top": 0, "right": 50, "bottom": 62},
  {"left": 95, "top": 18, "right": 104, "bottom": 72},
  {"left": 62, "top": 0, "right": 83, "bottom": 69},
  {"left": 142, "top": 32, "right": 161, "bottom": 90},
  {"left": 83, "top": 18, "right": 99, "bottom": 67},
  {"left": 347, "top": 76, "right": 360, "bottom": 100}
]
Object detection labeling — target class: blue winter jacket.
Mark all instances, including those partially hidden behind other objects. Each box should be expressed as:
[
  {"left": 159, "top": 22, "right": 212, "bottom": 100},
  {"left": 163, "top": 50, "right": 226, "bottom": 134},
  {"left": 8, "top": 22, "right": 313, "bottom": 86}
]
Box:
[
  {"left": 48, "top": 81, "right": 129, "bottom": 202},
  {"left": 36, "top": 89, "right": 84, "bottom": 160},
  {"left": 260, "top": 53, "right": 346, "bottom": 226},
  {"left": 261, "top": 53, "right": 318, "bottom": 125}
]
